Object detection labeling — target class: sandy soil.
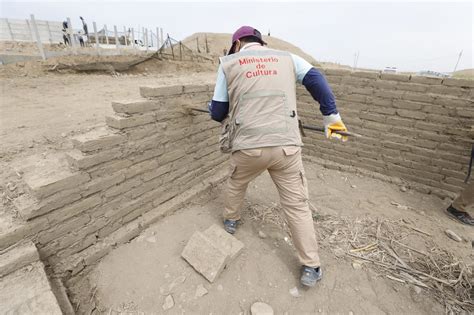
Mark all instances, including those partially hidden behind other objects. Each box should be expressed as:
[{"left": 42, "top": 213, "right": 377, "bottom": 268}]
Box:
[{"left": 69, "top": 162, "right": 473, "bottom": 314}]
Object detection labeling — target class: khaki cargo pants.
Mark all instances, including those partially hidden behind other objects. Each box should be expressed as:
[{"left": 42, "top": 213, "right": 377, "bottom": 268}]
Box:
[
  {"left": 452, "top": 180, "right": 474, "bottom": 212},
  {"left": 224, "top": 146, "right": 320, "bottom": 268}
]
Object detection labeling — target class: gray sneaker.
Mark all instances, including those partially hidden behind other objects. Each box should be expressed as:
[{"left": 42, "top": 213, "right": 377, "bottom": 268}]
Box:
[
  {"left": 223, "top": 219, "right": 238, "bottom": 234},
  {"left": 300, "top": 266, "right": 322, "bottom": 287}
]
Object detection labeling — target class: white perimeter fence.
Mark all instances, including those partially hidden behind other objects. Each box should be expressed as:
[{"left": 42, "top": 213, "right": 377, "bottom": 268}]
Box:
[{"left": 0, "top": 15, "right": 165, "bottom": 62}]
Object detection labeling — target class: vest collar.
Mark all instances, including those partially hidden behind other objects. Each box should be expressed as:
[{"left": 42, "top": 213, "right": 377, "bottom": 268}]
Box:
[{"left": 241, "top": 42, "right": 264, "bottom": 51}]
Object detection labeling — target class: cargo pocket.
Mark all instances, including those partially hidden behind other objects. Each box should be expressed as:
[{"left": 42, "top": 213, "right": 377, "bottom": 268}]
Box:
[
  {"left": 282, "top": 146, "right": 301, "bottom": 156},
  {"left": 229, "top": 164, "right": 237, "bottom": 180},
  {"left": 299, "top": 169, "right": 309, "bottom": 200}
]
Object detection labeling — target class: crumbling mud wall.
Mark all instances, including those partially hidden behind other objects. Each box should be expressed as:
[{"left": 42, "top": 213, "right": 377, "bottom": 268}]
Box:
[
  {"left": 298, "top": 69, "right": 474, "bottom": 197},
  {"left": 3, "top": 84, "right": 227, "bottom": 285}
]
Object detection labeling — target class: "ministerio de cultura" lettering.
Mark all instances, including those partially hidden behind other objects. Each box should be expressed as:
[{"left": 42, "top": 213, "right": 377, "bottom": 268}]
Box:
[{"left": 239, "top": 56, "right": 280, "bottom": 78}]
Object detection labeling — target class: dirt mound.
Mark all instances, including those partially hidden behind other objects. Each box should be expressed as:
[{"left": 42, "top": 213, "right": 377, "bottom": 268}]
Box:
[
  {"left": 182, "top": 32, "right": 319, "bottom": 65},
  {"left": 452, "top": 68, "right": 474, "bottom": 80}
]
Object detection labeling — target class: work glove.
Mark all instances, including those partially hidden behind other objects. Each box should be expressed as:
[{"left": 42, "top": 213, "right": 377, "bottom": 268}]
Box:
[{"left": 323, "top": 113, "right": 348, "bottom": 142}]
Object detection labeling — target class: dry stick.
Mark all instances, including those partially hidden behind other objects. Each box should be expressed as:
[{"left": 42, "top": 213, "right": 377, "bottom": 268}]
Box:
[
  {"left": 403, "top": 223, "right": 432, "bottom": 236},
  {"left": 350, "top": 242, "right": 378, "bottom": 253},
  {"left": 386, "top": 274, "right": 406, "bottom": 283},
  {"left": 347, "top": 253, "right": 455, "bottom": 286}
]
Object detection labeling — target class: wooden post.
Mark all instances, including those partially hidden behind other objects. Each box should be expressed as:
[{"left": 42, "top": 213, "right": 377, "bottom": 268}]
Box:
[
  {"left": 205, "top": 34, "right": 209, "bottom": 53},
  {"left": 46, "top": 21, "right": 53, "bottom": 44},
  {"left": 113, "top": 25, "right": 120, "bottom": 51},
  {"left": 93, "top": 21, "right": 100, "bottom": 55},
  {"left": 30, "top": 15, "right": 46, "bottom": 60},
  {"left": 26, "top": 19, "right": 33, "bottom": 41},
  {"left": 104, "top": 24, "right": 109, "bottom": 45},
  {"left": 179, "top": 41, "right": 182, "bottom": 60},
  {"left": 196, "top": 37, "right": 200, "bottom": 53},
  {"left": 67, "top": 17, "right": 77, "bottom": 54},
  {"left": 131, "top": 27, "right": 136, "bottom": 49},
  {"left": 145, "top": 28, "right": 148, "bottom": 52},
  {"left": 150, "top": 30, "right": 153, "bottom": 47},
  {"left": 123, "top": 26, "right": 128, "bottom": 46}
]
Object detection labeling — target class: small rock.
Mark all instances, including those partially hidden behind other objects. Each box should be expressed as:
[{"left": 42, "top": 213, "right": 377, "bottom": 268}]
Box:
[
  {"left": 164, "top": 273, "right": 170, "bottom": 279},
  {"left": 349, "top": 312, "right": 354, "bottom": 315},
  {"left": 169, "top": 275, "right": 186, "bottom": 291},
  {"left": 162, "top": 295, "right": 174, "bottom": 310},
  {"left": 445, "top": 229, "right": 462, "bottom": 242},
  {"left": 195, "top": 284, "right": 208, "bottom": 298},
  {"left": 289, "top": 286, "right": 301, "bottom": 298},
  {"left": 400, "top": 186, "right": 407, "bottom": 192},
  {"left": 318, "top": 309, "right": 322, "bottom": 313},
  {"left": 28, "top": 143, "right": 34, "bottom": 148},
  {"left": 352, "top": 262, "right": 362, "bottom": 270},
  {"left": 333, "top": 248, "right": 345, "bottom": 258},
  {"left": 250, "top": 302, "right": 274, "bottom": 315},
  {"left": 350, "top": 184, "right": 356, "bottom": 189},
  {"left": 217, "top": 284, "right": 223, "bottom": 291},
  {"left": 146, "top": 236, "right": 157, "bottom": 243},
  {"left": 61, "top": 133, "right": 67, "bottom": 137},
  {"left": 258, "top": 231, "right": 267, "bottom": 239}
]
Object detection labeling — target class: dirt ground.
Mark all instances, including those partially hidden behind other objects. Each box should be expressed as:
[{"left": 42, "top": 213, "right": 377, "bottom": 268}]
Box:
[{"left": 69, "top": 163, "right": 473, "bottom": 314}]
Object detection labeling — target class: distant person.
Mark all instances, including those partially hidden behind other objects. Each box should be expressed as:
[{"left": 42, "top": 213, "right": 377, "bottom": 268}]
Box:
[
  {"left": 78, "top": 31, "right": 85, "bottom": 47},
  {"left": 223, "top": 48, "right": 227, "bottom": 55},
  {"left": 208, "top": 26, "right": 348, "bottom": 287},
  {"left": 79, "top": 16, "right": 89, "bottom": 39},
  {"left": 62, "top": 20, "right": 70, "bottom": 45},
  {"left": 268, "top": 30, "right": 271, "bottom": 36}
]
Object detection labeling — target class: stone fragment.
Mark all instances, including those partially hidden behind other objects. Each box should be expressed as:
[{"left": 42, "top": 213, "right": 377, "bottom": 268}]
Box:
[
  {"left": 400, "top": 186, "right": 408, "bottom": 192},
  {"left": 250, "top": 302, "right": 274, "bottom": 315},
  {"left": 162, "top": 295, "right": 174, "bottom": 311},
  {"left": 289, "top": 287, "right": 301, "bottom": 298},
  {"left": 195, "top": 284, "right": 208, "bottom": 298},
  {"left": 352, "top": 261, "right": 363, "bottom": 270},
  {"left": 203, "top": 224, "right": 244, "bottom": 260},
  {"left": 445, "top": 229, "right": 462, "bottom": 242},
  {"left": 181, "top": 231, "right": 229, "bottom": 282},
  {"left": 258, "top": 231, "right": 267, "bottom": 239}
]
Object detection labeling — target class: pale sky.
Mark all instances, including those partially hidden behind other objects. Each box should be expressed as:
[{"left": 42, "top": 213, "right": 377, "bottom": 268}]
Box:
[{"left": 1, "top": 0, "right": 472, "bottom": 72}]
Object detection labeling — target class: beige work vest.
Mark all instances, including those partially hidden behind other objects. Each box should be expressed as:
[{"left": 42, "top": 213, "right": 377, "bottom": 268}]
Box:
[{"left": 220, "top": 47, "right": 303, "bottom": 152}]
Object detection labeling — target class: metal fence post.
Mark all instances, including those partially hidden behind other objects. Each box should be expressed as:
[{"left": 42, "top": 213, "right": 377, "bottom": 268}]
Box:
[
  {"left": 131, "top": 27, "right": 136, "bottom": 50},
  {"left": 114, "top": 25, "right": 120, "bottom": 52},
  {"left": 145, "top": 28, "right": 148, "bottom": 52},
  {"left": 93, "top": 21, "right": 100, "bottom": 55},
  {"left": 67, "top": 17, "right": 77, "bottom": 54},
  {"left": 123, "top": 26, "right": 128, "bottom": 46},
  {"left": 156, "top": 27, "right": 160, "bottom": 50},
  {"left": 160, "top": 28, "right": 164, "bottom": 48},
  {"left": 104, "top": 24, "right": 109, "bottom": 45},
  {"left": 30, "top": 14, "right": 46, "bottom": 60}
]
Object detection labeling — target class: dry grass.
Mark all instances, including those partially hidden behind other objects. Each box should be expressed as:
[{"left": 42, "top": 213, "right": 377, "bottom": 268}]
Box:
[{"left": 243, "top": 202, "right": 473, "bottom": 314}]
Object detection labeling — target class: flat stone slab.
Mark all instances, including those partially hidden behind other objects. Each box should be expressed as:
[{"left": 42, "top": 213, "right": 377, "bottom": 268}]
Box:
[
  {"left": 0, "top": 240, "right": 39, "bottom": 277},
  {"left": 203, "top": 224, "right": 244, "bottom": 260},
  {"left": 0, "top": 261, "right": 62, "bottom": 314},
  {"left": 181, "top": 231, "right": 229, "bottom": 283}
]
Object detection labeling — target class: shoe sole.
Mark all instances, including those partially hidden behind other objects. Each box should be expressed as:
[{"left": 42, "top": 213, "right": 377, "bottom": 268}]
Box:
[
  {"left": 444, "top": 209, "right": 474, "bottom": 226},
  {"left": 300, "top": 274, "right": 322, "bottom": 287}
]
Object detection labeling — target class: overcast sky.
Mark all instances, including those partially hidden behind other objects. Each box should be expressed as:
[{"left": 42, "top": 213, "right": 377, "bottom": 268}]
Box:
[{"left": 1, "top": 1, "right": 472, "bottom": 72}]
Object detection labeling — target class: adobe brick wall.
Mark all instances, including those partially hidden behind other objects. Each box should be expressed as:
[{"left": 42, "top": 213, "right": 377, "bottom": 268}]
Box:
[
  {"left": 298, "top": 69, "right": 474, "bottom": 197},
  {"left": 4, "top": 84, "right": 227, "bottom": 282}
]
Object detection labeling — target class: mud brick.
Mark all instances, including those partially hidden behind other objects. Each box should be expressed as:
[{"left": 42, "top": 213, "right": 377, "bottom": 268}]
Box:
[
  {"left": 203, "top": 224, "right": 244, "bottom": 260},
  {"left": 112, "top": 100, "right": 161, "bottom": 114},
  {"left": 66, "top": 148, "right": 122, "bottom": 170},
  {"left": 37, "top": 215, "right": 91, "bottom": 245},
  {"left": 409, "top": 75, "right": 442, "bottom": 85},
  {"left": 351, "top": 71, "right": 380, "bottom": 79},
  {"left": 0, "top": 240, "right": 39, "bottom": 277},
  {"left": 374, "top": 90, "right": 403, "bottom": 99},
  {"left": 124, "top": 159, "right": 159, "bottom": 179},
  {"left": 71, "top": 127, "right": 126, "bottom": 153},
  {"left": 183, "top": 85, "right": 208, "bottom": 93},
  {"left": 181, "top": 231, "right": 229, "bottom": 283},
  {"left": 46, "top": 194, "right": 102, "bottom": 225},
  {"left": 369, "top": 80, "right": 397, "bottom": 90},
  {"left": 392, "top": 100, "right": 423, "bottom": 110},
  {"left": 106, "top": 113, "right": 156, "bottom": 129},
  {"left": 140, "top": 85, "right": 184, "bottom": 98},
  {"left": 396, "top": 109, "right": 427, "bottom": 120},
  {"left": 380, "top": 73, "right": 410, "bottom": 82},
  {"left": 22, "top": 166, "right": 89, "bottom": 199},
  {"left": 442, "top": 78, "right": 474, "bottom": 88},
  {"left": 396, "top": 82, "right": 427, "bottom": 93},
  {"left": 82, "top": 173, "right": 126, "bottom": 197},
  {"left": 402, "top": 92, "right": 436, "bottom": 104},
  {"left": 322, "top": 68, "right": 351, "bottom": 76}
]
